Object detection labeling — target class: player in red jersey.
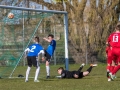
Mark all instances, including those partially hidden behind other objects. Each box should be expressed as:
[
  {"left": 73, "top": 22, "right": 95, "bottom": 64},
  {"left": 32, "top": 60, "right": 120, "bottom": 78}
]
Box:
[
  {"left": 105, "top": 45, "right": 116, "bottom": 81},
  {"left": 107, "top": 25, "right": 120, "bottom": 80}
]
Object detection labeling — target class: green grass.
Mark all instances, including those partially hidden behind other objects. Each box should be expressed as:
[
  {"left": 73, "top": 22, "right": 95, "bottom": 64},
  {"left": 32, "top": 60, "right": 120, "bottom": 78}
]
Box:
[{"left": 0, "top": 64, "right": 120, "bottom": 90}]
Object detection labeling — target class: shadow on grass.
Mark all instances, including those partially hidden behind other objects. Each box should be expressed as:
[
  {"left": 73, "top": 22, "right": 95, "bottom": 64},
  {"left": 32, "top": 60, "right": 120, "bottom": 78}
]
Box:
[
  {"left": 44, "top": 79, "right": 56, "bottom": 81},
  {"left": 114, "top": 80, "right": 120, "bottom": 81},
  {"left": 39, "top": 75, "right": 60, "bottom": 81},
  {"left": 39, "top": 78, "right": 60, "bottom": 81}
]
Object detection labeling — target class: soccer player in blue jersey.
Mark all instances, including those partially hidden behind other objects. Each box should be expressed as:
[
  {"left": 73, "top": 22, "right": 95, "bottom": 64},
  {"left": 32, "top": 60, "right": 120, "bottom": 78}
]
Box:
[
  {"left": 24, "top": 36, "right": 44, "bottom": 82},
  {"left": 43, "top": 34, "right": 56, "bottom": 79}
]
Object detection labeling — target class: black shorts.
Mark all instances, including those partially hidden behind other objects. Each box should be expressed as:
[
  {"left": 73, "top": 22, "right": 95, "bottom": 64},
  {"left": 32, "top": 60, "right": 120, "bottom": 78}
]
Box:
[
  {"left": 79, "top": 72, "right": 84, "bottom": 78},
  {"left": 27, "top": 56, "right": 39, "bottom": 67},
  {"left": 73, "top": 71, "right": 83, "bottom": 78},
  {"left": 44, "top": 50, "right": 52, "bottom": 62}
]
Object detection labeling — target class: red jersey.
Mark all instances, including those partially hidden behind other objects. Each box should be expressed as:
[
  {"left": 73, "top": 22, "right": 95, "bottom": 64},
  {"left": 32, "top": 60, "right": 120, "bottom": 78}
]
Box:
[{"left": 107, "top": 32, "right": 120, "bottom": 48}]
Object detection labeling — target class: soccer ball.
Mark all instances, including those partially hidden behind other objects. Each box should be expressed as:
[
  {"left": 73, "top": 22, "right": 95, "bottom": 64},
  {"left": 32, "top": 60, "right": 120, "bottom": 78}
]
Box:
[{"left": 8, "top": 13, "right": 14, "bottom": 19}]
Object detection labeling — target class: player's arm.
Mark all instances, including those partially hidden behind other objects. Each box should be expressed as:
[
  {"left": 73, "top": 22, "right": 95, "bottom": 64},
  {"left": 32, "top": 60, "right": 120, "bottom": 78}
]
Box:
[
  {"left": 56, "top": 72, "right": 65, "bottom": 79},
  {"left": 106, "top": 37, "right": 110, "bottom": 46},
  {"left": 106, "top": 34, "right": 112, "bottom": 46},
  {"left": 24, "top": 48, "right": 30, "bottom": 58},
  {"left": 38, "top": 50, "right": 45, "bottom": 61},
  {"left": 60, "top": 70, "right": 66, "bottom": 78},
  {"left": 43, "top": 37, "right": 51, "bottom": 42},
  {"left": 61, "top": 73, "right": 66, "bottom": 78}
]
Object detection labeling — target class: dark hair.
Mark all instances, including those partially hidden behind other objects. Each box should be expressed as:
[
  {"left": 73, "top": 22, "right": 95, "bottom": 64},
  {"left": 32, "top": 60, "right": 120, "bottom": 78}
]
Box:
[
  {"left": 57, "top": 67, "right": 64, "bottom": 71},
  {"left": 115, "top": 25, "right": 120, "bottom": 31},
  {"left": 48, "top": 34, "right": 54, "bottom": 38},
  {"left": 35, "top": 36, "right": 39, "bottom": 43}
]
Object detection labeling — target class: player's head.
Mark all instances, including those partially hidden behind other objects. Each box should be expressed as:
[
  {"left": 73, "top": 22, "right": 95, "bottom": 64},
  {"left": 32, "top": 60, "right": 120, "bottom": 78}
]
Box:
[
  {"left": 115, "top": 24, "right": 120, "bottom": 31},
  {"left": 48, "top": 34, "right": 54, "bottom": 41},
  {"left": 34, "top": 36, "right": 39, "bottom": 43},
  {"left": 57, "top": 67, "right": 64, "bottom": 74}
]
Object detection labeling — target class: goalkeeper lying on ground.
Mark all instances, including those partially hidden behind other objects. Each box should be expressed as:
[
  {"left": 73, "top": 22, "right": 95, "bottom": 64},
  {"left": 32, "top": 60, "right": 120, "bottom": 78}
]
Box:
[{"left": 57, "top": 64, "right": 97, "bottom": 79}]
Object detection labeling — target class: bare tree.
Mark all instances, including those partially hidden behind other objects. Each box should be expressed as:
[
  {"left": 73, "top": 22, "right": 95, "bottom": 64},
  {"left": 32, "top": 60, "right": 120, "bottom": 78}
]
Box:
[{"left": 28, "top": 0, "right": 120, "bottom": 63}]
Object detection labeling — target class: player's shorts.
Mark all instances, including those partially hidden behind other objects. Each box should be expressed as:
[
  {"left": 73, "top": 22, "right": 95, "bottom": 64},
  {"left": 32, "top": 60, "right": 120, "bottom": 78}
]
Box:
[
  {"left": 27, "top": 56, "right": 39, "bottom": 67},
  {"left": 112, "top": 47, "right": 120, "bottom": 62},
  {"left": 44, "top": 50, "right": 52, "bottom": 62},
  {"left": 73, "top": 71, "right": 83, "bottom": 78},
  {"left": 107, "top": 51, "right": 112, "bottom": 64},
  {"left": 79, "top": 72, "right": 84, "bottom": 78}
]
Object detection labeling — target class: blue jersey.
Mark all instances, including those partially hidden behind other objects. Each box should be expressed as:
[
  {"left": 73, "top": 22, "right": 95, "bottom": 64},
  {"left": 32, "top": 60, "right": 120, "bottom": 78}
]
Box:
[
  {"left": 46, "top": 40, "right": 56, "bottom": 56},
  {"left": 27, "top": 44, "right": 43, "bottom": 56}
]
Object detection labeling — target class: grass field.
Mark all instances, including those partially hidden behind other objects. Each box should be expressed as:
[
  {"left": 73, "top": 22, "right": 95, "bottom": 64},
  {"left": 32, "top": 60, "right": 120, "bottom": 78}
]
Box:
[{"left": 0, "top": 64, "right": 120, "bottom": 90}]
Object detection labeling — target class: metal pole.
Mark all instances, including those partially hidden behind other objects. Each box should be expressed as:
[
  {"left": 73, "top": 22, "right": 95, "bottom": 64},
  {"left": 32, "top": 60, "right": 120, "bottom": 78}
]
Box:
[
  {"left": 85, "top": 23, "right": 89, "bottom": 65},
  {"left": 53, "top": 20, "right": 56, "bottom": 65},
  {"left": 86, "top": 37, "right": 88, "bottom": 65},
  {"left": 0, "top": 5, "right": 67, "bottom": 14},
  {"left": 23, "top": 11, "right": 25, "bottom": 66},
  {"left": 64, "top": 13, "right": 69, "bottom": 70}
]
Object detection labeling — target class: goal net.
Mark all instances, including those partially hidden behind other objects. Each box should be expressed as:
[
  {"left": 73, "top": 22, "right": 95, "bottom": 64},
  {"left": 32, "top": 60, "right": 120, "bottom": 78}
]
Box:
[{"left": 0, "top": 5, "right": 69, "bottom": 78}]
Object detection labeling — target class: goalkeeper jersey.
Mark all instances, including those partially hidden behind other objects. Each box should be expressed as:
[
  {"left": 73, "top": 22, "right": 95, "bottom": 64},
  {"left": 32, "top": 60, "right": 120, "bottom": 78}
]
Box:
[{"left": 61, "top": 70, "right": 79, "bottom": 78}]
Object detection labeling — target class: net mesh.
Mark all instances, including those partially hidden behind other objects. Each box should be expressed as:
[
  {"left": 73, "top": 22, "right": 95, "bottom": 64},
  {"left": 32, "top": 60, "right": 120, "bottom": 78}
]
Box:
[{"left": 0, "top": 9, "right": 64, "bottom": 77}]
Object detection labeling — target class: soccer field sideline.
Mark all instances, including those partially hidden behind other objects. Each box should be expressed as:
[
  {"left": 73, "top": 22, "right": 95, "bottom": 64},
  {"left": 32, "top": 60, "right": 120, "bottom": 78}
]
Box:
[{"left": 0, "top": 64, "right": 120, "bottom": 90}]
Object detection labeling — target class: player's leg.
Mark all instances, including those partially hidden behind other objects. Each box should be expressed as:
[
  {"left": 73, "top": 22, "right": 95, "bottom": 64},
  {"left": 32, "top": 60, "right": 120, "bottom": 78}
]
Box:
[
  {"left": 106, "top": 46, "right": 111, "bottom": 74},
  {"left": 110, "top": 60, "right": 115, "bottom": 72},
  {"left": 74, "top": 64, "right": 97, "bottom": 78},
  {"left": 109, "top": 60, "right": 120, "bottom": 79},
  {"left": 46, "top": 60, "right": 50, "bottom": 79},
  {"left": 107, "top": 60, "right": 115, "bottom": 81},
  {"left": 109, "top": 63, "right": 120, "bottom": 80},
  {"left": 32, "top": 56, "right": 40, "bottom": 82},
  {"left": 107, "top": 56, "right": 115, "bottom": 81},
  {"left": 106, "top": 51, "right": 112, "bottom": 77},
  {"left": 44, "top": 50, "right": 51, "bottom": 79},
  {"left": 111, "top": 60, "right": 117, "bottom": 79},
  {"left": 25, "top": 56, "right": 32, "bottom": 82},
  {"left": 83, "top": 64, "right": 97, "bottom": 76},
  {"left": 78, "top": 63, "right": 85, "bottom": 71},
  {"left": 109, "top": 48, "right": 120, "bottom": 80},
  {"left": 68, "top": 63, "right": 85, "bottom": 78},
  {"left": 113, "top": 58, "right": 118, "bottom": 77},
  {"left": 106, "top": 48, "right": 117, "bottom": 81}
]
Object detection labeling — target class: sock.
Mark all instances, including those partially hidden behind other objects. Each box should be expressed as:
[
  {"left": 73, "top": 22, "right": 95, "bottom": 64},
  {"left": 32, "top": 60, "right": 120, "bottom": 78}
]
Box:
[
  {"left": 78, "top": 66, "right": 84, "bottom": 71},
  {"left": 110, "top": 66, "right": 114, "bottom": 72},
  {"left": 46, "top": 66, "right": 50, "bottom": 76},
  {"left": 106, "top": 66, "right": 110, "bottom": 77},
  {"left": 107, "top": 72, "right": 109, "bottom": 77},
  {"left": 112, "top": 65, "right": 120, "bottom": 75},
  {"left": 26, "top": 66, "right": 31, "bottom": 81},
  {"left": 34, "top": 66, "right": 40, "bottom": 81},
  {"left": 86, "top": 66, "right": 93, "bottom": 73}
]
